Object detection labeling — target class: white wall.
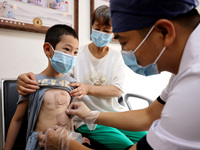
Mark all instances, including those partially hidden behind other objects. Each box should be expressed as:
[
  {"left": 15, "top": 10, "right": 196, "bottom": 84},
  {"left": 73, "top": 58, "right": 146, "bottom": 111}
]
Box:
[
  {"left": 0, "top": 1, "right": 200, "bottom": 149},
  {"left": 0, "top": 29, "right": 47, "bottom": 79}
]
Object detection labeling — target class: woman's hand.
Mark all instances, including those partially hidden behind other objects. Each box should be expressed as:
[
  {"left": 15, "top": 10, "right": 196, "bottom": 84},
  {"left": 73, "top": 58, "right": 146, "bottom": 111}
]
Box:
[
  {"left": 69, "top": 82, "right": 90, "bottom": 99},
  {"left": 17, "top": 72, "right": 39, "bottom": 95}
]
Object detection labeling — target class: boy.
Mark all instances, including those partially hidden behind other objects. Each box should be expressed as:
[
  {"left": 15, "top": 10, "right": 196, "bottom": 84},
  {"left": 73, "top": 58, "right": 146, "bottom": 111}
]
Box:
[{"left": 4, "top": 24, "right": 79, "bottom": 150}]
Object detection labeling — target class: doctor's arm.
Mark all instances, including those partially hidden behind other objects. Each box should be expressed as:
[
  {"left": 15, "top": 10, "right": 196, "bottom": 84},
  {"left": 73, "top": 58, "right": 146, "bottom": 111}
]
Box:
[{"left": 67, "top": 99, "right": 164, "bottom": 131}]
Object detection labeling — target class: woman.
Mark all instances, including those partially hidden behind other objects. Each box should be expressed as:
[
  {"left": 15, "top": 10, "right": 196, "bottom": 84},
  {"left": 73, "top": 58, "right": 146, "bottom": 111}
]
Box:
[{"left": 17, "top": 5, "right": 147, "bottom": 150}]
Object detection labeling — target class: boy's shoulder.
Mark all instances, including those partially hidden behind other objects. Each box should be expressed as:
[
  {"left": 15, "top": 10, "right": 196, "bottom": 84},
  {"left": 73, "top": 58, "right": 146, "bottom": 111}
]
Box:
[
  {"left": 62, "top": 74, "right": 76, "bottom": 82},
  {"left": 36, "top": 74, "right": 75, "bottom": 81}
]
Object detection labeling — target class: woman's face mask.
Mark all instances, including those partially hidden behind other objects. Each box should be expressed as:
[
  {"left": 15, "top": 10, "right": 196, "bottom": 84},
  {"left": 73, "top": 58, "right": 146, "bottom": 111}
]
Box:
[
  {"left": 50, "top": 45, "right": 77, "bottom": 74},
  {"left": 121, "top": 26, "right": 166, "bottom": 76},
  {"left": 91, "top": 29, "right": 112, "bottom": 47}
]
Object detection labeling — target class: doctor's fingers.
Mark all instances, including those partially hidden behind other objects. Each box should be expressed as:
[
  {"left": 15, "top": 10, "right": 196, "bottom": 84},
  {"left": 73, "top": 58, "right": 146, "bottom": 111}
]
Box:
[
  {"left": 66, "top": 102, "right": 84, "bottom": 115},
  {"left": 38, "top": 131, "right": 45, "bottom": 148},
  {"left": 67, "top": 101, "right": 81, "bottom": 110},
  {"left": 66, "top": 107, "right": 78, "bottom": 116},
  {"left": 67, "top": 102, "right": 91, "bottom": 118}
]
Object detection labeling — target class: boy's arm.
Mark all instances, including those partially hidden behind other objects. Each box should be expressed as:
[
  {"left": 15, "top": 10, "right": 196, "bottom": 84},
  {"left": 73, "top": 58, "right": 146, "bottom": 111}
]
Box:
[{"left": 4, "top": 100, "right": 28, "bottom": 150}]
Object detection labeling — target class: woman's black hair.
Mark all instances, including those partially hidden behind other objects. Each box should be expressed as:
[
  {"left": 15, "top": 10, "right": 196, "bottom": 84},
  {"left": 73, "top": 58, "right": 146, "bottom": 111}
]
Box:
[
  {"left": 45, "top": 24, "right": 78, "bottom": 49},
  {"left": 91, "top": 5, "right": 111, "bottom": 26}
]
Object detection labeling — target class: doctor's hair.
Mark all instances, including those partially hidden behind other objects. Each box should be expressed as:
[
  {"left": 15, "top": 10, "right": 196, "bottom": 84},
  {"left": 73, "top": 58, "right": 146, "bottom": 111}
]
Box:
[
  {"left": 171, "top": 9, "right": 200, "bottom": 28},
  {"left": 91, "top": 5, "right": 111, "bottom": 26},
  {"left": 45, "top": 24, "right": 78, "bottom": 49},
  {"left": 138, "top": 8, "right": 200, "bottom": 38}
]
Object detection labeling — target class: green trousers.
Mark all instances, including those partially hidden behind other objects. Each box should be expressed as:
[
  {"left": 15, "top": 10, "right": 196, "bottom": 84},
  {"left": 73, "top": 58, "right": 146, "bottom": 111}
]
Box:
[{"left": 77, "top": 124, "right": 147, "bottom": 150}]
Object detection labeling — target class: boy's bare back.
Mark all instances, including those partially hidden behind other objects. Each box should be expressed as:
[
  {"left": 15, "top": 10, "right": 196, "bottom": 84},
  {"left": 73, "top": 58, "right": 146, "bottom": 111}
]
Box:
[{"left": 34, "top": 89, "right": 72, "bottom": 132}]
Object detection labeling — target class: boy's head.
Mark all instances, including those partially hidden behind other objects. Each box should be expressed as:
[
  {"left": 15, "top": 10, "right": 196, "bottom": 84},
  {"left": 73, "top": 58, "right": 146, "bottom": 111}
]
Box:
[
  {"left": 45, "top": 24, "right": 78, "bottom": 49},
  {"left": 43, "top": 24, "right": 79, "bottom": 74},
  {"left": 44, "top": 24, "right": 79, "bottom": 57}
]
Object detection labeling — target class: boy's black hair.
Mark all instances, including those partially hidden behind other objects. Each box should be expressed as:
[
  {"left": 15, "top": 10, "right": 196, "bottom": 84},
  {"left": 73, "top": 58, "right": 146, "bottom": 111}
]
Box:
[
  {"left": 45, "top": 24, "right": 78, "bottom": 49},
  {"left": 91, "top": 5, "right": 111, "bottom": 26}
]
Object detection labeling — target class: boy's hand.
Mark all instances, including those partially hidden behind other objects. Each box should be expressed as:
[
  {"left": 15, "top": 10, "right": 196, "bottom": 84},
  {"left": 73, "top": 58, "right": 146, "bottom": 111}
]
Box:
[
  {"left": 17, "top": 72, "right": 39, "bottom": 95},
  {"left": 69, "top": 82, "right": 89, "bottom": 99}
]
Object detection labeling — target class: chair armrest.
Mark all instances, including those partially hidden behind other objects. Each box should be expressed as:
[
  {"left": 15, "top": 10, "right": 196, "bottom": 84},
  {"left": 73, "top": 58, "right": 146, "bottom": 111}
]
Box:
[{"left": 124, "top": 93, "right": 153, "bottom": 110}]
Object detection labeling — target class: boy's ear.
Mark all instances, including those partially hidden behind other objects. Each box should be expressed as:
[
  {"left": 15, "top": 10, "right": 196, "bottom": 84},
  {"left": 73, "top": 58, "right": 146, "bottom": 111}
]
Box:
[{"left": 43, "top": 43, "right": 52, "bottom": 57}]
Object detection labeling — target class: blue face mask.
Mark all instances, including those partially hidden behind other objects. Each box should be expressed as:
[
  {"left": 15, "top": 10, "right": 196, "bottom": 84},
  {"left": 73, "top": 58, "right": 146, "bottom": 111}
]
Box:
[
  {"left": 91, "top": 29, "right": 112, "bottom": 47},
  {"left": 50, "top": 46, "right": 77, "bottom": 74},
  {"left": 121, "top": 26, "right": 166, "bottom": 76}
]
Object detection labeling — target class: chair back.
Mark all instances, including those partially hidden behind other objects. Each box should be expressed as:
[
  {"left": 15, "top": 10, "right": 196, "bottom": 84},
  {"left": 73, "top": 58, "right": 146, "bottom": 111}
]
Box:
[{"left": 1, "top": 79, "right": 27, "bottom": 149}]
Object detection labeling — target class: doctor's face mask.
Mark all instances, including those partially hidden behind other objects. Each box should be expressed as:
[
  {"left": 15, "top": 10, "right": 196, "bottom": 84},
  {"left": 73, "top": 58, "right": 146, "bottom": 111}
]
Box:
[
  {"left": 49, "top": 45, "right": 77, "bottom": 74},
  {"left": 121, "top": 26, "right": 166, "bottom": 76}
]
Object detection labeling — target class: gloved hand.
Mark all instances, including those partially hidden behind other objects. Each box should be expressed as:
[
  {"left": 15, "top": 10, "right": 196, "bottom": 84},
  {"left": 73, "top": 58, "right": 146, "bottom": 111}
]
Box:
[
  {"left": 66, "top": 102, "right": 100, "bottom": 130},
  {"left": 38, "top": 126, "right": 81, "bottom": 150}
]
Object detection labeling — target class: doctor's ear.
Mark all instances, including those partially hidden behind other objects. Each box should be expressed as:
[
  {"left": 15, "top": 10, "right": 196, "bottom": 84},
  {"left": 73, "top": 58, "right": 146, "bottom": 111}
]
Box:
[
  {"left": 154, "top": 19, "right": 176, "bottom": 47},
  {"left": 43, "top": 43, "right": 52, "bottom": 57}
]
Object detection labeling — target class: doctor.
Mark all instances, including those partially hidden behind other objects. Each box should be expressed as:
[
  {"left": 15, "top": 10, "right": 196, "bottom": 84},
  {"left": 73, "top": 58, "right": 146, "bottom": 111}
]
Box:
[{"left": 38, "top": 0, "right": 200, "bottom": 149}]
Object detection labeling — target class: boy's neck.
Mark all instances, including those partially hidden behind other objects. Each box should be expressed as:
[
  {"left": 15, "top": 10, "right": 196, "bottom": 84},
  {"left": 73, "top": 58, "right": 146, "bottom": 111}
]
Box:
[{"left": 40, "top": 67, "right": 64, "bottom": 78}]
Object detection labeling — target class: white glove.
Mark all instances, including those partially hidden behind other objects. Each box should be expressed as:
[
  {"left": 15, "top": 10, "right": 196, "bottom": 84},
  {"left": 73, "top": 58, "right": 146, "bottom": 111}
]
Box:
[
  {"left": 66, "top": 102, "right": 100, "bottom": 130},
  {"left": 39, "top": 126, "right": 81, "bottom": 150}
]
